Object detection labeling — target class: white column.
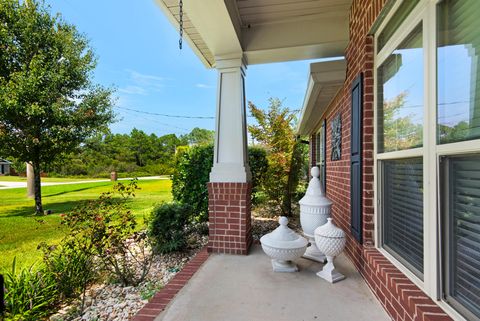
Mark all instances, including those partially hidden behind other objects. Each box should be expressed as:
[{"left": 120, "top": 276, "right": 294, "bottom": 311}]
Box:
[{"left": 210, "top": 57, "right": 251, "bottom": 183}]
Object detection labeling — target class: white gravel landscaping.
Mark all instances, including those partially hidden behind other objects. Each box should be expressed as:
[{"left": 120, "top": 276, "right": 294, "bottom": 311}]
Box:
[{"left": 50, "top": 235, "right": 208, "bottom": 321}]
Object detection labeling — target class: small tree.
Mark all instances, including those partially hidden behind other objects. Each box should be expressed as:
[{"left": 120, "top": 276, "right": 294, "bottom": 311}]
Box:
[
  {"left": 248, "top": 98, "right": 305, "bottom": 216},
  {"left": 0, "top": 0, "right": 114, "bottom": 214}
]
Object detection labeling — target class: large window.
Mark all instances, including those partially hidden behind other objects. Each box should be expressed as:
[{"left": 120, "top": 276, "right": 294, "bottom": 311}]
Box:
[
  {"left": 375, "top": 1, "right": 480, "bottom": 320},
  {"left": 376, "top": 2, "right": 425, "bottom": 278}
]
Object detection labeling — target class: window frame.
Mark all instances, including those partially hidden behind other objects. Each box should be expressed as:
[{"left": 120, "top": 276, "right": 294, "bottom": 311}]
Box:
[
  {"left": 315, "top": 119, "right": 327, "bottom": 192},
  {"left": 373, "top": 1, "right": 480, "bottom": 320}
]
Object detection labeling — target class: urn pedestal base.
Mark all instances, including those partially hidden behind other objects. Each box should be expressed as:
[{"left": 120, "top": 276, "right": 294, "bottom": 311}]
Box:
[
  {"left": 302, "top": 235, "right": 326, "bottom": 263},
  {"left": 316, "top": 256, "right": 345, "bottom": 283},
  {"left": 271, "top": 259, "right": 298, "bottom": 273}
]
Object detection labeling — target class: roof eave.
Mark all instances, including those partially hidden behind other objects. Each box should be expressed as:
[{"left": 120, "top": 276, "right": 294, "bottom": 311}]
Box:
[{"left": 297, "top": 59, "right": 347, "bottom": 136}]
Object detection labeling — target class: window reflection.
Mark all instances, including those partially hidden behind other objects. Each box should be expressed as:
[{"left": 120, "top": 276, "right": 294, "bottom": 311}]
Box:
[
  {"left": 378, "top": 24, "right": 424, "bottom": 153},
  {"left": 437, "top": 0, "right": 480, "bottom": 144}
]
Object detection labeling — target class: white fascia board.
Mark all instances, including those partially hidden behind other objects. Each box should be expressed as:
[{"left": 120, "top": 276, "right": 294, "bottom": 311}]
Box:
[
  {"left": 297, "top": 59, "right": 347, "bottom": 136},
  {"left": 243, "top": 13, "right": 349, "bottom": 64},
  {"left": 155, "top": 0, "right": 213, "bottom": 68},
  {"left": 245, "top": 41, "right": 347, "bottom": 65}
]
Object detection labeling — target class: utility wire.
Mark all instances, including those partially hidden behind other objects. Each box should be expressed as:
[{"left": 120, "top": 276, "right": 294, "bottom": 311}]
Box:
[
  {"left": 115, "top": 106, "right": 301, "bottom": 119},
  {"left": 115, "top": 106, "right": 215, "bottom": 119},
  {"left": 117, "top": 109, "right": 190, "bottom": 133}
]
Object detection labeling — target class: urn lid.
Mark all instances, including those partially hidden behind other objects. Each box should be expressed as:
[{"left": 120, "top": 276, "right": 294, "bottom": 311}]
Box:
[
  {"left": 314, "top": 218, "right": 345, "bottom": 239},
  {"left": 260, "top": 217, "right": 308, "bottom": 249},
  {"left": 299, "top": 167, "right": 333, "bottom": 207}
]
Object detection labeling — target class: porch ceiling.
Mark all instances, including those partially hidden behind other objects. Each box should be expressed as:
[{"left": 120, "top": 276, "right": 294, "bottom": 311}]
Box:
[
  {"left": 297, "top": 59, "right": 346, "bottom": 136},
  {"left": 155, "top": 0, "right": 352, "bottom": 68}
]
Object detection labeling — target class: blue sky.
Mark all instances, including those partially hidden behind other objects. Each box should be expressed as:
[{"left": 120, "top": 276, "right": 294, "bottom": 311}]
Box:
[{"left": 45, "top": 0, "right": 313, "bottom": 137}]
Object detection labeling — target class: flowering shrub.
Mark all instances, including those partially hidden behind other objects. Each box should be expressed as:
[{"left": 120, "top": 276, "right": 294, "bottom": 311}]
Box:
[{"left": 42, "top": 179, "right": 152, "bottom": 293}]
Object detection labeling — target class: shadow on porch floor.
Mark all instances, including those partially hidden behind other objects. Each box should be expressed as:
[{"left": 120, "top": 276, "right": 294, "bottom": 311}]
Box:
[{"left": 154, "top": 245, "right": 390, "bottom": 321}]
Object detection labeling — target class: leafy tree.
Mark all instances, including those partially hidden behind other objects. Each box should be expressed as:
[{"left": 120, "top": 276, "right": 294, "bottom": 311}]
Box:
[
  {"left": 181, "top": 127, "right": 214, "bottom": 146},
  {"left": 130, "top": 128, "right": 154, "bottom": 167},
  {"left": 381, "top": 92, "right": 423, "bottom": 152},
  {"left": 0, "top": 0, "right": 115, "bottom": 214},
  {"left": 438, "top": 121, "right": 469, "bottom": 144},
  {"left": 248, "top": 98, "right": 305, "bottom": 216}
]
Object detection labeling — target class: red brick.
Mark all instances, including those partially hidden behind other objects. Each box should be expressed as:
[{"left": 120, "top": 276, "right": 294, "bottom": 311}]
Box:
[
  {"left": 138, "top": 308, "right": 163, "bottom": 316},
  {"left": 133, "top": 316, "right": 155, "bottom": 321},
  {"left": 423, "top": 313, "right": 453, "bottom": 321}
]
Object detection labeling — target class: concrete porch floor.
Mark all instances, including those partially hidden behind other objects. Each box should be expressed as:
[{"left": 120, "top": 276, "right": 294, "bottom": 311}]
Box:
[{"left": 155, "top": 245, "right": 390, "bottom": 321}]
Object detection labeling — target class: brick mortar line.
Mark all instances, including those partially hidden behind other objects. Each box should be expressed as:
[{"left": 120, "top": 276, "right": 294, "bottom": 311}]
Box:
[{"left": 132, "top": 246, "right": 210, "bottom": 321}]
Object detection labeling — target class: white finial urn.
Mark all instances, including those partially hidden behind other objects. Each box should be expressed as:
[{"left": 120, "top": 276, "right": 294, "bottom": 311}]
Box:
[
  {"left": 314, "top": 218, "right": 346, "bottom": 283},
  {"left": 260, "top": 216, "right": 308, "bottom": 272},
  {"left": 299, "top": 167, "right": 333, "bottom": 262}
]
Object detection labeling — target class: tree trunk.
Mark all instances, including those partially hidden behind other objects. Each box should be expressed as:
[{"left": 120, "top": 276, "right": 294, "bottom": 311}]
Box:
[{"left": 32, "top": 161, "right": 43, "bottom": 215}]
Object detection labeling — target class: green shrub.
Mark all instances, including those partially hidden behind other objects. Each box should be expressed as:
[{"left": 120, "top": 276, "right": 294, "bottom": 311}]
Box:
[
  {"left": 39, "top": 242, "right": 98, "bottom": 300},
  {"left": 248, "top": 146, "right": 269, "bottom": 204},
  {"left": 62, "top": 179, "right": 152, "bottom": 287},
  {"left": 172, "top": 145, "right": 213, "bottom": 222},
  {"left": 4, "top": 259, "right": 58, "bottom": 320},
  {"left": 41, "top": 180, "right": 152, "bottom": 290},
  {"left": 148, "top": 202, "right": 192, "bottom": 253},
  {"left": 172, "top": 144, "right": 268, "bottom": 222}
]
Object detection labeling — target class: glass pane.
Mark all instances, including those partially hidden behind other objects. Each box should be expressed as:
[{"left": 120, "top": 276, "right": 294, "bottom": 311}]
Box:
[
  {"left": 377, "top": 0, "right": 420, "bottom": 53},
  {"left": 437, "top": 0, "right": 480, "bottom": 144},
  {"left": 377, "top": 24, "right": 424, "bottom": 153},
  {"left": 445, "top": 154, "right": 480, "bottom": 319},
  {"left": 383, "top": 158, "right": 423, "bottom": 277}
]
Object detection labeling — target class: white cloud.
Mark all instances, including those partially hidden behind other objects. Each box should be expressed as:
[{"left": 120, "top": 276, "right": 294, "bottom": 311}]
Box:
[
  {"left": 119, "top": 69, "right": 166, "bottom": 95},
  {"left": 195, "top": 83, "right": 214, "bottom": 89},
  {"left": 118, "top": 85, "right": 148, "bottom": 95}
]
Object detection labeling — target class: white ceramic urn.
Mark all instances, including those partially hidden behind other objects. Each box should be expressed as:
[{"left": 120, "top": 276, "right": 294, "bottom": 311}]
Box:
[
  {"left": 299, "top": 167, "right": 332, "bottom": 262},
  {"left": 314, "top": 218, "right": 347, "bottom": 283},
  {"left": 260, "top": 217, "right": 308, "bottom": 272}
]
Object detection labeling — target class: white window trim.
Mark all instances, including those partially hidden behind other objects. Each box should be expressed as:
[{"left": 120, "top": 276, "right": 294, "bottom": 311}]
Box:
[
  {"left": 315, "top": 127, "right": 321, "bottom": 166},
  {"left": 373, "top": 1, "right": 480, "bottom": 321}
]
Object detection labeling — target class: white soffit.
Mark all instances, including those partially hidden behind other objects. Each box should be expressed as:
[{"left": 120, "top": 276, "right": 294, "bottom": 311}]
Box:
[
  {"left": 237, "top": 0, "right": 352, "bottom": 65},
  {"left": 155, "top": 0, "right": 352, "bottom": 68},
  {"left": 297, "top": 59, "right": 346, "bottom": 136}
]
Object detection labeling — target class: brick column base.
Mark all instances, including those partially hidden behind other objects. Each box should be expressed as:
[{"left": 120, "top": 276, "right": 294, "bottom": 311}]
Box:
[{"left": 207, "top": 182, "right": 252, "bottom": 255}]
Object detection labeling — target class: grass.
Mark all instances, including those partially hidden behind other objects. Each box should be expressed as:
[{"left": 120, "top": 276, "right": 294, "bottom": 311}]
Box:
[
  {"left": 0, "top": 179, "right": 172, "bottom": 272},
  {"left": 0, "top": 176, "right": 105, "bottom": 182}
]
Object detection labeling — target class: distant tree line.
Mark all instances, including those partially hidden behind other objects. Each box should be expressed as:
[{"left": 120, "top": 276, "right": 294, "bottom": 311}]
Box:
[{"left": 42, "top": 127, "right": 215, "bottom": 178}]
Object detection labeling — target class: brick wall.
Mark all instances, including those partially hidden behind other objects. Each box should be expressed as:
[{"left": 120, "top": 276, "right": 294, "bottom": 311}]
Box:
[
  {"left": 207, "top": 182, "right": 252, "bottom": 255},
  {"left": 316, "top": 1, "right": 454, "bottom": 320}
]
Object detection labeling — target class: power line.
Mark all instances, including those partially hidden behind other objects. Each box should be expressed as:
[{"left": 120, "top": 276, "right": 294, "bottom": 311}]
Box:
[
  {"left": 116, "top": 109, "right": 190, "bottom": 133},
  {"left": 115, "top": 106, "right": 215, "bottom": 119},
  {"left": 115, "top": 105, "right": 301, "bottom": 119}
]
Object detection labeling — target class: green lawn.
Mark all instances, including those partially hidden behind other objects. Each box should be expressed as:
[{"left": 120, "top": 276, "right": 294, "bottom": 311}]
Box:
[{"left": 0, "top": 179, "right": 172, "bottom": 272}]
